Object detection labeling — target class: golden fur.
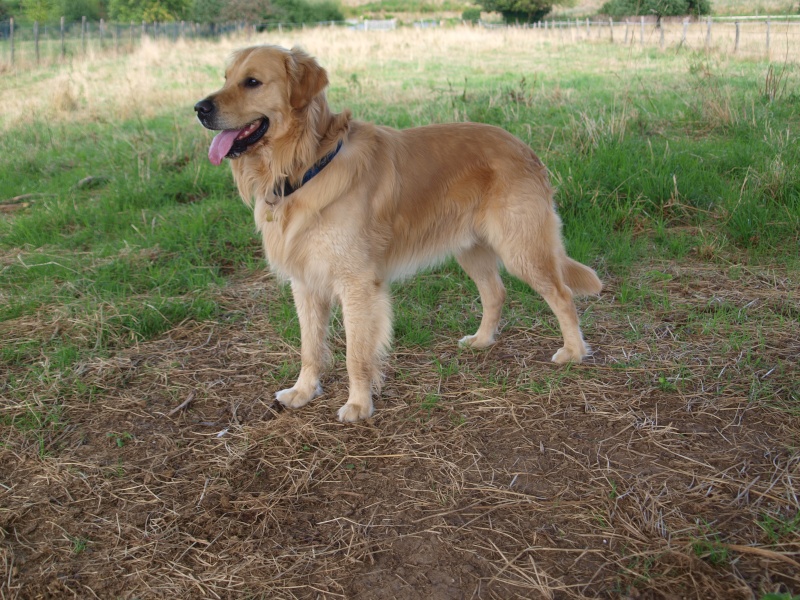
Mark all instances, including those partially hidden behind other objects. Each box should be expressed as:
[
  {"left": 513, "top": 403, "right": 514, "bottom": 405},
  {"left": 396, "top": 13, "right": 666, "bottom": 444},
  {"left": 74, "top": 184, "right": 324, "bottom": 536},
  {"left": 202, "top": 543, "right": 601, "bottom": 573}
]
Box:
[{"left": 196, "top": 45, "right": 602, "bottom": 422}]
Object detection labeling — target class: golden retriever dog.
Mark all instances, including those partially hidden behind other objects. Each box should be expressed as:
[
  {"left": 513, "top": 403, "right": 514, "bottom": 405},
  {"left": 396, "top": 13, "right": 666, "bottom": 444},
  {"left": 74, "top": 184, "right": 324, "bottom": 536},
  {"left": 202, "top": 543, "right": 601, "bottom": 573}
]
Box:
[{"left": 195, "top": 45, "right": 602, "bottom": 422}]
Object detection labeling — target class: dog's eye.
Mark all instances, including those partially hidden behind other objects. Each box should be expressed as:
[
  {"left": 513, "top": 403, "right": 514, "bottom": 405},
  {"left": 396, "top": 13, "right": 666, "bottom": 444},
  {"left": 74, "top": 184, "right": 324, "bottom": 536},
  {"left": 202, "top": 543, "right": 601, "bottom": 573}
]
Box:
[{"left": 243, "top": 78, "right": 262, "bottom": 88}]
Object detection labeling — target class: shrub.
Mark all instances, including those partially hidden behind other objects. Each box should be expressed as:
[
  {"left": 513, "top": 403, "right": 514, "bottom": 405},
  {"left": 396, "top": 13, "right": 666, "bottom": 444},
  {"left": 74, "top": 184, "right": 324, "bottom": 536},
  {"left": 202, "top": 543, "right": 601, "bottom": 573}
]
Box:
[
  {"left": 462, "top": 7, "right": 481, "bottom": 22},
  {"left": 600, "top": 0, "right": 711, "bottom": 17},
  {"left": 55, "top": 0, "right": 105, "bottom": 21},
  {"left": 479, "top": 0, "right": 551, "bottom": 23},
  {"left": 108, "top": 0, "right": 191, "bottom": 22},
  {"left": 263, "top": 0, "right": 343, "bottom": 24}
]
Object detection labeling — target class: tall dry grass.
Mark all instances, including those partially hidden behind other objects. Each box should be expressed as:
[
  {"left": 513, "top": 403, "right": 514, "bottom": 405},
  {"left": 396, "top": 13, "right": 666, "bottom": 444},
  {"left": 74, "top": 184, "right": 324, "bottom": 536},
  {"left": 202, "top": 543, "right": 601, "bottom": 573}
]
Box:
[{"left": 2, "top": 22, "right": 796, "bottom": 135}]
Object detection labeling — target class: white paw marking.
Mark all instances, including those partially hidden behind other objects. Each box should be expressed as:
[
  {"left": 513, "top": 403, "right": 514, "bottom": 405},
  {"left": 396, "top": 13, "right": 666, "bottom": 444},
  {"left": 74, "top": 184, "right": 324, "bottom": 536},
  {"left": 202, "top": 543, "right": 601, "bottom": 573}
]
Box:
[
  {"left": 458, "top": 334, "right": 494, "bottom": 349},
  {"left": 337, "top": 402, "right": 373, "bottom": 423},
  {"left": 275, "top": 383, "right": 322, "bottom": 409},
  {"left": 551, "top": 347, "right": 585, "bottom": 364}
]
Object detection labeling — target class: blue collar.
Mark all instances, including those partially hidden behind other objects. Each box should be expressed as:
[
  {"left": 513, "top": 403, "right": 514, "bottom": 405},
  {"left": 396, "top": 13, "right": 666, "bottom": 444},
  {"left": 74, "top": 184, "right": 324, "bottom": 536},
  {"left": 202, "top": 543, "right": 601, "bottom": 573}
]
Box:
[{"left": 275, "top": 139, "right": 343, "bottom": 197}]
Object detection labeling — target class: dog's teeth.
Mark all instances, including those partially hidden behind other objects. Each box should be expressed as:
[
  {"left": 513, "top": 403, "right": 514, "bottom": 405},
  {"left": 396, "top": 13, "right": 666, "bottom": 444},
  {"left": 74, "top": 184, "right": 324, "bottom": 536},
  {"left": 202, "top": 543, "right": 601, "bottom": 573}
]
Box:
[{"left": 237, "top": 122, "right": 259, "bottom": 139}]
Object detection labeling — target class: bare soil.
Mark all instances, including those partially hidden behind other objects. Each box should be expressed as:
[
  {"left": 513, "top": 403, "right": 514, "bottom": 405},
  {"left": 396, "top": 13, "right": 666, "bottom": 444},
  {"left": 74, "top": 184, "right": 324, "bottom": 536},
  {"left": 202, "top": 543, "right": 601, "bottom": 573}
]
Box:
[{"left": 2, "top": 261, "right": 799, "bottom": 599}]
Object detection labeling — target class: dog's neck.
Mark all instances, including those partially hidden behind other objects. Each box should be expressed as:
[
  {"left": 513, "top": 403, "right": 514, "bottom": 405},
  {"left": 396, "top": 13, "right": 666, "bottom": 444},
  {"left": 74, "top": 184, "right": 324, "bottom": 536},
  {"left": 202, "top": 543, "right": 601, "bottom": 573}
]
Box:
[
  {"left": 232, "top": 95, "right": 350, "bottom": 209},
  {"left": 274, "top": 139, "right": 343, "bottom": 199}
]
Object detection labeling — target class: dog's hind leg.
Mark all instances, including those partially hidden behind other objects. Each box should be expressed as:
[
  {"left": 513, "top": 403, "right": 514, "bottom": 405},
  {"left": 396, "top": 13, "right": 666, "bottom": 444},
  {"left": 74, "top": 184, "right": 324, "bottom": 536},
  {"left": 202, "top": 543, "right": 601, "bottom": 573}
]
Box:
[
  {"left": 488, "top": 198, "right": 590, "bottom": 363},
  {"left": 337, "top": 280, "right": 392, "bottom": 422},
  {"left": 456, "top": 244, "right": 506, "bottom": 348},
  {"left": 502, "top": 249, "right": 589, "bottom": 363},
  {"left": 275, "top": 280, "right": 331, "bottom": 409}
]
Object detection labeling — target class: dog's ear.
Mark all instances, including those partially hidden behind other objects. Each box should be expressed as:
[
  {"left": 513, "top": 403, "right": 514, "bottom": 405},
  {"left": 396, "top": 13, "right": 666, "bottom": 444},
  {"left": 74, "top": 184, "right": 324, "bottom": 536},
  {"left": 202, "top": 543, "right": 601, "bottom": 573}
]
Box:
[{"left": 287, "top": 47, "right": 328, "bottom": 110}]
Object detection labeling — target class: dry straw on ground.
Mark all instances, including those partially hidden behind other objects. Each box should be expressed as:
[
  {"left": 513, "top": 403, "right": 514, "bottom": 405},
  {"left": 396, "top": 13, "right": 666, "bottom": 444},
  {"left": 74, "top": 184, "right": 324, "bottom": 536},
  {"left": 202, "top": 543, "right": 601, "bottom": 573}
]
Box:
[
  {"left": 2, "top": 263, "right": 798, "bottom": 598},
  {"left": 1, "top": 26, "right": 799, "bottom": 599}
]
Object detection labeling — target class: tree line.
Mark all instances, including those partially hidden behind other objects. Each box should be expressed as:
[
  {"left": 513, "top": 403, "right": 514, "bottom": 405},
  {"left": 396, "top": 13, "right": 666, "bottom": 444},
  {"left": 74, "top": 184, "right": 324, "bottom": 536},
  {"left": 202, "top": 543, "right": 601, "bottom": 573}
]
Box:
[
  {"left": 0, "top": 0, "right": 343, "bottom": 24},
  {"left": 477, "top": 0, "right": 711, "bottom": 24},
  {"left": 0, "top": 0, "right": 716, "bottom": 28}
]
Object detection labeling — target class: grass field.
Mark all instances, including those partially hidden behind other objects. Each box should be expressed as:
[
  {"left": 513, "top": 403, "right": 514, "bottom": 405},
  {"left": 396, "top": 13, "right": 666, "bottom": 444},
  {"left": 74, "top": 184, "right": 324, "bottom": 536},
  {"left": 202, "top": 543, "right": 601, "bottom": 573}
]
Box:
[{"left": 1, "top": 26, "right": 799, "bottom": 599}]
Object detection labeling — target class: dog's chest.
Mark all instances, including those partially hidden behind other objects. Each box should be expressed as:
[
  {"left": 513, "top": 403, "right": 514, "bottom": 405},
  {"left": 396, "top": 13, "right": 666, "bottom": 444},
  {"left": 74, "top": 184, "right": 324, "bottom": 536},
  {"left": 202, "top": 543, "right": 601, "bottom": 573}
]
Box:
[{"left": 255, "top": 200, "right": 345, "bottom": 284}]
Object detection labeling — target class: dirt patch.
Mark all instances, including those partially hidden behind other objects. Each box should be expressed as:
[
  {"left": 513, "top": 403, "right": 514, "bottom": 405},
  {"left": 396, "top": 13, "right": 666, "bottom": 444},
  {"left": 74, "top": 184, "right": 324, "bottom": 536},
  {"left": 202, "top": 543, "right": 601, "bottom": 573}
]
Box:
[{"left": 2, "top": 262, "right": 799, "bottom": 599}]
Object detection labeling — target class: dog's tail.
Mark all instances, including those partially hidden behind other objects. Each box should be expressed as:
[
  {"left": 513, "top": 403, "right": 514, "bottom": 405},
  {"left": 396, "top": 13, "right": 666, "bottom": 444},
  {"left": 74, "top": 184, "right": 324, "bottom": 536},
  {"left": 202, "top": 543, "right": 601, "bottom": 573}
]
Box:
[{"left": 562, "top": 258, "right": 602, "bottom": 296}]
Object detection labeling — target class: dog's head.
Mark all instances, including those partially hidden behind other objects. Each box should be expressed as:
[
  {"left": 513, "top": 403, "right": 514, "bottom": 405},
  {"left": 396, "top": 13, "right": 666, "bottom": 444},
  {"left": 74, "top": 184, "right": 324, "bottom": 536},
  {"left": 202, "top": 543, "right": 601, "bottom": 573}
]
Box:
[{"left": 195, "top": 45, "right": 328, "bottom": 165}]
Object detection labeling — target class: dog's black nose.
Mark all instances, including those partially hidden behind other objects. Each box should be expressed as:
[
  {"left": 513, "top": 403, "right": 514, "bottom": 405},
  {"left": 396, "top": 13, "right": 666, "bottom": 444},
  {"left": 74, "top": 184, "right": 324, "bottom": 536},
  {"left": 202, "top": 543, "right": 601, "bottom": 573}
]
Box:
[{"left": 194, "top": 99, "right": 215, "bottom": 115}]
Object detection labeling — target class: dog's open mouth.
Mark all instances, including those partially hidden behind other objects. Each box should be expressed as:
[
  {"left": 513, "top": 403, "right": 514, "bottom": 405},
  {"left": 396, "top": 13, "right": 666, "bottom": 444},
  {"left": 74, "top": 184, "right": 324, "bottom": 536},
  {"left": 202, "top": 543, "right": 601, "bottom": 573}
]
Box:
[{"left": 208, "top": 118, "right": 269, "bottom": 165}]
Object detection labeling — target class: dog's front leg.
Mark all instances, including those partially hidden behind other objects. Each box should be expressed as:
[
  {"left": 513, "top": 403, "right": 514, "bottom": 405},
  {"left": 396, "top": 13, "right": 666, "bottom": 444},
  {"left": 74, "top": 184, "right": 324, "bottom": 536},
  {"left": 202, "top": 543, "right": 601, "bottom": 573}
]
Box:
[
  {"left": 337, "top": 281, "right": 392, "bottom": 422},
  {"left": 275, "top": 280, "right": 331, "bottom": 409}
]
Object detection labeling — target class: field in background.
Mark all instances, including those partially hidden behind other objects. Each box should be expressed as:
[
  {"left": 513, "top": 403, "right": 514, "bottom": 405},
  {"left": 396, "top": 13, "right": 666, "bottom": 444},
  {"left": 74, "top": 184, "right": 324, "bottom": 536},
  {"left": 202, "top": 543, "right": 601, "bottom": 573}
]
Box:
[
  {"left": 3, "top": 0, "right": 800, "bottom": 69},
  {"left": 549, "top": 0, "right": 800, "bottom": 17},
  {"left": 1, "top": 26, "right": 799, "bottom": 599}
]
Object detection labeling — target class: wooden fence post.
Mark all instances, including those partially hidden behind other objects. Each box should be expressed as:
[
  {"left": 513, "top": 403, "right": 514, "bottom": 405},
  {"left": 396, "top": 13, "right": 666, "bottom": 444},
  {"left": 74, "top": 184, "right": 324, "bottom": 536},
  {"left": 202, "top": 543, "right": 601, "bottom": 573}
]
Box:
[
  {"left": 34, "top": 21, "right": 39, "bottom": 64},
  {"left": 640, "top": 16, "right": 644, "bottom": 45},
  {"left": 682, "top": 19, "right": 688, "bottom": 47},
  {"left": 659, "top": 20, "right": 664, "bottom": 49},
  {"left": 734, "top": 20, "right": 739, "bottom": 54},
  {"left": 586, "top": 18, "right": 590, "bottom": 37},
  {"left": 624, "top": 20, "right": 629, "bottom": 44},
  {"left": 705, "top": 16, "right": 712, "bottom": 50},
  {"left": 100, "top": 18, "right": 105, "bottom": 49},
  {"left": 9, "top": 17, "right": 13, "bottom": 66},
  {"left": 60, "top": 16, "right": 65, "bottom": 58},
  {"left": 81, "top": 15, "right": 87, "bottom": 54},
  {"left": 766, "top": 18, "right": 770, "bottom": 57},
  {"left": 609, "top": 18, "right": 613, "bottom": 43}
]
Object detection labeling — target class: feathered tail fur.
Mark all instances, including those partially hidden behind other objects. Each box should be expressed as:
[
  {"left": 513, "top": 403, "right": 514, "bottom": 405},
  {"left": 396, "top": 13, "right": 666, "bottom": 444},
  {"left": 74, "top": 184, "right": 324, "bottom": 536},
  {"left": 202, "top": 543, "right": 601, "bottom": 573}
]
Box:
[{"left": 562, "top": 257, "right": 602, "bottom": 296}]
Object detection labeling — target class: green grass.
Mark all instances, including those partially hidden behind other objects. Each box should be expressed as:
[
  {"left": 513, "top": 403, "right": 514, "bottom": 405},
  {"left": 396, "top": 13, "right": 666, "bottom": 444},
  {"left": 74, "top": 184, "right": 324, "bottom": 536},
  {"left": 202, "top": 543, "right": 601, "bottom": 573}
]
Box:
[
  {"left": 345, "top": 0, "right": 470, "bottom": 17},
  {"left": 758, "top": 511, "right": 800, "bottom": 543},
  {"left": 69, "top": 535, "right": 89, "bottom": 556},
  {"left": 107, "top": 431, "right": 134, "bottom": 448},
  {"left": 1, "top": 113, "right": 262, "bottom": 368},
  {"left": 0, "top": 400, "right": 64, "bottom": 457}
]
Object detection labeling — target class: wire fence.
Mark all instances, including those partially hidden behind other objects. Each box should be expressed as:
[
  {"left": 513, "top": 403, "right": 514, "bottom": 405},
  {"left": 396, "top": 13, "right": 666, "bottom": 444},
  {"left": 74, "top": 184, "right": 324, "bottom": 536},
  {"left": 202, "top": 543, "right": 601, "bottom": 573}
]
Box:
[
  {"left": 0, "top": 17, "right": 367, "bottom": 67},
  {"left": 512, "top": 16, "right": 800, "bottom": 62},
  {"left": 1, "top": 15, "right": 798, "bottom": 69}
]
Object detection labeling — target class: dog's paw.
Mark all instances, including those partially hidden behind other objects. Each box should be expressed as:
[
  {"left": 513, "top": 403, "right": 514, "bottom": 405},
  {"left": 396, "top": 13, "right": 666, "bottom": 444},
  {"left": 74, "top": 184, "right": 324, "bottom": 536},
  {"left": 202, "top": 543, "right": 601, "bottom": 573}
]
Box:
[
  {"left": 275, "top": 383, "right": 322, "bottom": 409},
  {"left": 551, "top": 346, "right": 587, "bottom": 365},
  {"left": 337, "top": 401, "right": 374, "bottom": 423},
  {"left": 458, "top": 333, "right": 495, "bottom": 349}
]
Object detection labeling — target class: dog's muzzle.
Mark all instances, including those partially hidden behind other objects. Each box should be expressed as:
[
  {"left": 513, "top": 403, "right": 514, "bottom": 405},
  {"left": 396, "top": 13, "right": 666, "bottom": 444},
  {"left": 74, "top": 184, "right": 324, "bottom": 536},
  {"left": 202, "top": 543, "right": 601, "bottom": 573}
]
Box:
[{"left": 194, "top": 98, "right": 270, "bottom": 164}]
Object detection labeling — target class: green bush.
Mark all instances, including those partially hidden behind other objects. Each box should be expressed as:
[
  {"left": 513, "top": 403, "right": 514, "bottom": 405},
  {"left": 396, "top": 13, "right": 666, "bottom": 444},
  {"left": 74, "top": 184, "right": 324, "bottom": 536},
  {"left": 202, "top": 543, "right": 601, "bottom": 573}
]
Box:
[
  {"left": 600, "top": 0, "right": 711, "bottom": 17},
  {"left": 479, "top": 0, "right": 551, "bottom": 23},
  {"left": 55, "top": 0, "right": 105, "bottom": 20},
  {"left": 264, "top": 0, "right": 343, "bottom": 23},
  {"left": 108, "top": 0, "right": 191, "bottom": 22},
  {"left": 462, "top": 7, "right": 481, "bottom": 21},
  {"left": 192, "top": 0, "right": 222, "bottom": 22}
]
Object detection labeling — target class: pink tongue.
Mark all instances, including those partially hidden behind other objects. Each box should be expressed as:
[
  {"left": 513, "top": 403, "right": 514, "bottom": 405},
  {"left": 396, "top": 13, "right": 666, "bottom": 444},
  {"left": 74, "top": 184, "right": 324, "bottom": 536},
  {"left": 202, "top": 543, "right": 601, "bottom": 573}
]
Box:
[{"left": 208, "top": 129, "right": 244, "bottom": 166}]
